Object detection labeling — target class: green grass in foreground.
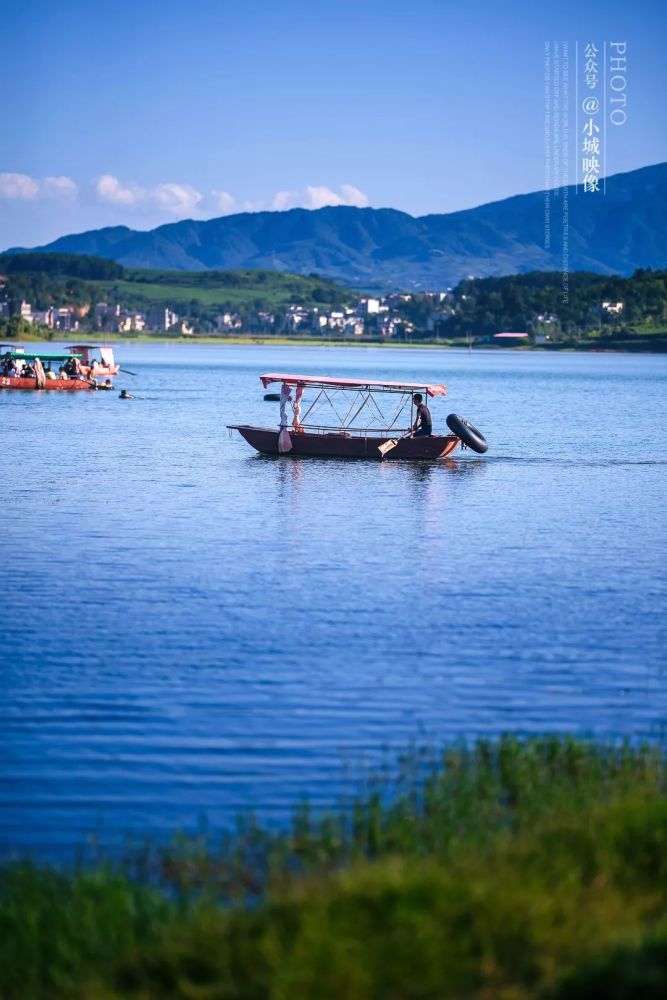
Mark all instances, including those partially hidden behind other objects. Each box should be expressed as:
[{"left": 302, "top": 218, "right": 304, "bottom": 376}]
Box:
[{"left": 2, "top": 736, "right": 667, "bottom": 998}]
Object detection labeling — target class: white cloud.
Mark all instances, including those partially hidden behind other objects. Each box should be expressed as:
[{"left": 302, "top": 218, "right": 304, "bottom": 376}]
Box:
[
  {"left": 43, "top": 175, "right": 78, "bottom": 199},
  {"left": 212, "top": 190, "right": 237, "bottom": 215},
  {"left": 0, "top": 172, "right": 40, "bottom": 199},
  {"left": 95, "top": 173, "right": 144, "bottom": 206},
  {"left": 219, "top": 184, "right": 369, "bottom": 215},
  {"left": 339, "top": 184, "right": 369, "bottom": 207},
  {"left": 94, "top": 175, "right": 204, "bottom": 217},
  {"left": 304, "top": 184, "right": 369, "bottom": 209},
  {"left": 271, "top": 190, "right": 298, "bottom": 211},
  {"left": 0, "top": 171, "right": 369, "bottom": 222},
  {"left": 211, "top": 183, "right": 369, "bottom": 217},
  {"left": 0, "top": 172, "right": 80, "bottom": 202},
  {"left": 238, "top": 199, "right": 266, "bottom": 213},
  {"left": 153, "top": 182, "right": 202, "bottom": 216}
]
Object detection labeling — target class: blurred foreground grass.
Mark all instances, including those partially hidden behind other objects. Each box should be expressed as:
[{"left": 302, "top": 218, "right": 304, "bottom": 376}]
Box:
[{"left": 2, "top": 736, "right": 667, "bottom": 998}]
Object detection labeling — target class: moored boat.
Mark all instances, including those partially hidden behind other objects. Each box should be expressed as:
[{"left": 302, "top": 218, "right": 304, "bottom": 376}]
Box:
[{"left": 228, "top": 373, "right": 488, "bottom": 460}]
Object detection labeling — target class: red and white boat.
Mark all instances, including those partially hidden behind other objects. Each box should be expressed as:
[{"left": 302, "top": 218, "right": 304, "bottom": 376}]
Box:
[
  {"left": 67, "top": 344, "right": 120, "bottom": 377},
  {"left": 228, "top": 373, "right": 488, "bottom": 460}
]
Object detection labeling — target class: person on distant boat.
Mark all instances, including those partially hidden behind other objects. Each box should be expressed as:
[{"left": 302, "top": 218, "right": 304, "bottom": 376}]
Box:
[
  {"left": 22, "top": 363, "right": 35, "bottom": 378},
  {"left": 119, "top": 389, "right": 134, "bottom": 399},
  {"left": 411, "top": 393, "right": 432, "bottom": 437}
]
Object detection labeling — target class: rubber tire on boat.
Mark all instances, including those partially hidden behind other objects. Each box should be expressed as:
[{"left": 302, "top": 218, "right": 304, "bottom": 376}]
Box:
[
  {"left": 264, "top": 393, "right": 281, "bottom": 401},
  {"left": 446, "top": 413, "right": 488, "bottom": 454}
]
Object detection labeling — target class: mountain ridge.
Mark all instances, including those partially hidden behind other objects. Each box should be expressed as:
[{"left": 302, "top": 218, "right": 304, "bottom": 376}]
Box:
[{"left": 4, "top": 162, "right": 666, "bottom": 289}]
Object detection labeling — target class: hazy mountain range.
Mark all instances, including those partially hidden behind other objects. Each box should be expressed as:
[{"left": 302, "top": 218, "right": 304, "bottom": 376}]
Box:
[{"left": 5, "top": 163, "right": 666, "bottom": 289}]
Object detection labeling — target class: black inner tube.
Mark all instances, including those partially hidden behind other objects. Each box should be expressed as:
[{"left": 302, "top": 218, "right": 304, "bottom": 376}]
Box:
[{"left": 446, "top": 413, "right": 488, "bottom": 454}]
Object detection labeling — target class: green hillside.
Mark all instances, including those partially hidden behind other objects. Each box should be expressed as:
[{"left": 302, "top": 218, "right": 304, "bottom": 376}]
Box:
[
  {"left": 105, "top": 267, "right": 355, "bottom": 311},
  {"left": 0, "top": 253, "right": 355, "bottom": 327}
]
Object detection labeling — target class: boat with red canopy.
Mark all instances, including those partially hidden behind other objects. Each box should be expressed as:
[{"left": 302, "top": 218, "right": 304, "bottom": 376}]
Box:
[
  {"left": 67, "top": 344, "right": 119, "bottom": 377},
  {"left": 228, "top": 373, "right": 488, "bottom": 460}
]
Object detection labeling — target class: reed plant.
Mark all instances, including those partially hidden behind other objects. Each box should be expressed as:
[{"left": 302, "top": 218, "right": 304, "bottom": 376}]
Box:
[{"left": 2, "top": 735, "right": 666, "bottom": 998}]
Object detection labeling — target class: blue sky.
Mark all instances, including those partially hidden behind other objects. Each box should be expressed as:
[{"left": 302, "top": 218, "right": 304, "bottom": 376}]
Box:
[{"left": 1, "top": 0, "right": 665, "bottom": 247}]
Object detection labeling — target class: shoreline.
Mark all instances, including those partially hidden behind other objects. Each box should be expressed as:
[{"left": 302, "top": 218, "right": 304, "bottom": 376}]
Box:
[{"left": 7, "top": 333, "right": 667, "bottom": 353}]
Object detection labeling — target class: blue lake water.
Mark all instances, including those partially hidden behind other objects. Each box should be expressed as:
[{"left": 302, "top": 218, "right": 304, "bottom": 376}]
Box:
[{"left": 1, "top": 343, "right": 666, "bottom": 857}]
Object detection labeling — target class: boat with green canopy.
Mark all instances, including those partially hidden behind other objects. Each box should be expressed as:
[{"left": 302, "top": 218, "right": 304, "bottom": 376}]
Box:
[{"left": 0, "top": 350, "right": 95, "bottom": 391}]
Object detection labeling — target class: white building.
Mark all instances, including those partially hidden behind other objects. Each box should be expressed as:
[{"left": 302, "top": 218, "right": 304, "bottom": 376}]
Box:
[
  {"left": 53, "top": 308, "right": 78, "bottom": 331},
  {"left": 32, "top": 308, "right": 55, "bottom": 328},
  {"left": 215, "top": 312, "right": 242, "bottom": 332},
  {"left": 117, "top": 312, "right": 146, "bottom": 333},
  {"left": 146, "top": 306, "right": 179, "bottom": 332}
]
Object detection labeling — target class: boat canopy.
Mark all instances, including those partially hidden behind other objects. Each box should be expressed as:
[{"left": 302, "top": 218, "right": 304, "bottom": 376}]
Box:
[
  {"left": 1, "top": 351, "right": 82, "bottom": 361},
  {"left": 68, "top": 344, "right": 97, "bottom": 351},
  {"left": 259, "top": 373, "right": 447, "bottom": 397}
]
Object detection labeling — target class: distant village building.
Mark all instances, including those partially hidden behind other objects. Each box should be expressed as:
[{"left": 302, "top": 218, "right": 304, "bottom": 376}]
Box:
[
  {"left": 257, "top": 310, "right": 274, "bottom": 330},
  {"left": 117, "top": 312, "right": 146, "bottom": 333},
  {"left": 426, "top": 310, "right": 453, "bottom": 332},
  {"left": 94, "top": 302, "right": 121, "bottom": 327},
  {"left": 215, "top": 311, "right": 242, "bottom": 332},
  {"left": 285, "top": 306, "right": 314, "bottom": 334},
  {"left": 32, "top": 307, "right": 55, "bottom": 328},
  {"left": 53, "top": 307, "right": 78, "bottom": 331},
  {"left": 146, "top": 306, "right": 179, "bottom": 332},
  {"left": 19, "top": 301, "right": 33, "bottom": 321},
  {"left": 602, "top": 301, "right": 624, "bottom": 314}
]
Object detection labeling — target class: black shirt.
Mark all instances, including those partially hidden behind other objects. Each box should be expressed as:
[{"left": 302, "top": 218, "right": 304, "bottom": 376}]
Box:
[{"left": 416, "top": 402, "right": 432, "bottom": 434}]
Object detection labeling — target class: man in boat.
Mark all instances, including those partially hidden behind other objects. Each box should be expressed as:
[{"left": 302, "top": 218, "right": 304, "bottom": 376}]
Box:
[
  {"left": 62, "top": 356, "right": 79, "bottom": 379},
  {"left": 411, "top": 393, "right": 432, "bottom": 437}
]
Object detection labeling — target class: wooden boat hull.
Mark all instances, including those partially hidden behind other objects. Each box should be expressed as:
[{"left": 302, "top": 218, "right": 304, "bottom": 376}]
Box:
[
  {"left": 230, "top": 425, "right": 460, "bottom": 460},
  {"left": 0, "top": 376, "right": 93, "bottom": 391}
]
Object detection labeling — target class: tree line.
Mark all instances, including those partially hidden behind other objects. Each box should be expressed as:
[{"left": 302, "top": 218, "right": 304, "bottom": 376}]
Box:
[{"left": 438, "top": 268, "right": 667, "bottom": 338}]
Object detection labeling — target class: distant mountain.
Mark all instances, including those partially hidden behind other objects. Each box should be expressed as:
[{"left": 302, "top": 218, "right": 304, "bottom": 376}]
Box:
[{"left": 5, "top": 163, "right": 666, "bottom": 289}]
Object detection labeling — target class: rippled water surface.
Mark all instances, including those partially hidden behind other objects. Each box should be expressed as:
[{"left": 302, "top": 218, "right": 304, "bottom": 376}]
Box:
[{"left": 2, "top": 344, "right": 666, "bottom": 856}]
